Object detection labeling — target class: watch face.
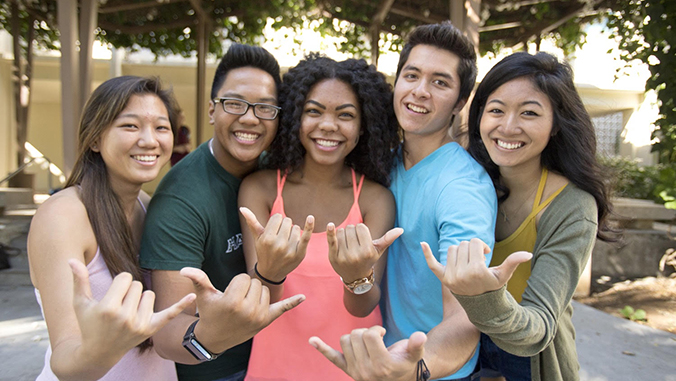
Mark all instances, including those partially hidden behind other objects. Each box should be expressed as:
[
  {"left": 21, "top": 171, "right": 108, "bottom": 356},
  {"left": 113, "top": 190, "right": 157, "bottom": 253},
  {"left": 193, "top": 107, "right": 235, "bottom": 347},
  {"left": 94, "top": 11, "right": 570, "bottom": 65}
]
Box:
[{"left": 353, "top": 283, "right": 373, "bottom": 295}]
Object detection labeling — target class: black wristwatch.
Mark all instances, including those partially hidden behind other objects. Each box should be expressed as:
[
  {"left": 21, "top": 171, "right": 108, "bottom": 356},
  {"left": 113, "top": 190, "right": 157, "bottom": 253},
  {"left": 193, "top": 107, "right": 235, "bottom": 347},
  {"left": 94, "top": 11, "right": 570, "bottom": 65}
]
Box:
[{"left": 182, "top": 319, "right": 222, "bottom": 362}]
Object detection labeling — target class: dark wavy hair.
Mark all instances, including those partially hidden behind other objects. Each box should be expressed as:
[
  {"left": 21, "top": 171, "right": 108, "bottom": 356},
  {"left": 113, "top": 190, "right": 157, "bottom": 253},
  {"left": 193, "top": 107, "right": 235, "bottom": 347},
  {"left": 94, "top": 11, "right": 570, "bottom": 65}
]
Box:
[
  {"left": 467, "top": 52, "right": 614, "bottom": 241},
  {"left": 65, "top": 76, "right": 180, "bottom": 350},
  {"left": 396, "top": 21, "right": 478, "bottom": 105},
  {"left": 211, "top": 43, "right": 281, "bottom": 99},
  {"left": 265, "top": 54, "right": 399, "bottom": 186}
]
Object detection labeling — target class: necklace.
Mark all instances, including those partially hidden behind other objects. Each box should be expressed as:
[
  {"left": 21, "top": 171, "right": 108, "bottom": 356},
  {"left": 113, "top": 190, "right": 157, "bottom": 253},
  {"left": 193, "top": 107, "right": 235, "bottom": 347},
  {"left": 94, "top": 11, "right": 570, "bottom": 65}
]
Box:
[{"left": 498, "top": 180, "right": 540, "bottom": 225}]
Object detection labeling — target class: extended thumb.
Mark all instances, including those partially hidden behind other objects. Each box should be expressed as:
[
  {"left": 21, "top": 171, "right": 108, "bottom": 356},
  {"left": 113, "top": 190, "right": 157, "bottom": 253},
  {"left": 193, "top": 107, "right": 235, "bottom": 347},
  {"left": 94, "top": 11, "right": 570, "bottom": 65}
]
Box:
[
  {"left": 406, "top": 331, "right": 427, "bottom": 361},
  {"left": 493, "top": 251, "right": 532, "bottom": 284}
]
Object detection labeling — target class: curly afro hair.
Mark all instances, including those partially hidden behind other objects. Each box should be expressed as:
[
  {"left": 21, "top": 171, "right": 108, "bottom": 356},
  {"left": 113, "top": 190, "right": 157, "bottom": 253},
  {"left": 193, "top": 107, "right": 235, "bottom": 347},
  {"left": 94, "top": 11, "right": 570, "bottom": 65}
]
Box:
[{"left": 265, "top": 54, "right": 400, "bottom": 186}]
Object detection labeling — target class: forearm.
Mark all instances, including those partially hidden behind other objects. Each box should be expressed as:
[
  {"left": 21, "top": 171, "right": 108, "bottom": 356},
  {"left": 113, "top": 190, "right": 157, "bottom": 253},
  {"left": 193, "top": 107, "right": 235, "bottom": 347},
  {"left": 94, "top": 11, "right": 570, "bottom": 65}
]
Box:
[
  {"left": 343, "top": 285, "right": 381, "bottom": 317},
  {"left": 423, "top": 310, "right": 480, "bottom": 379},
  {"left": 152, "top": 313, "right": 202, "bottom": 364},
  {"left": 50, "top": 338, "right": 125, "bottom": 381}
]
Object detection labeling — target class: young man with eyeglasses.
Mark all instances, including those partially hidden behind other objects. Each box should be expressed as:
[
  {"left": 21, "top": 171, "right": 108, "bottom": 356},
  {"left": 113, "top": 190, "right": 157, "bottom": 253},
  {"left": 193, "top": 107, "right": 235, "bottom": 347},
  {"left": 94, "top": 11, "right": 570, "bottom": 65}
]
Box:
[{"left": 139, "top": 44, "right": 304, "bottom": 381}]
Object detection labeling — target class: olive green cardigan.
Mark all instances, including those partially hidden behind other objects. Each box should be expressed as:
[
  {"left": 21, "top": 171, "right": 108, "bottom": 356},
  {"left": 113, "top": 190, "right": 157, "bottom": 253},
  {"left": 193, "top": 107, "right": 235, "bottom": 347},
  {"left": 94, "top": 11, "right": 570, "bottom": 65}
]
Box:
[{"left": 454, "top": 184, "right": 598, "bottom": 381}]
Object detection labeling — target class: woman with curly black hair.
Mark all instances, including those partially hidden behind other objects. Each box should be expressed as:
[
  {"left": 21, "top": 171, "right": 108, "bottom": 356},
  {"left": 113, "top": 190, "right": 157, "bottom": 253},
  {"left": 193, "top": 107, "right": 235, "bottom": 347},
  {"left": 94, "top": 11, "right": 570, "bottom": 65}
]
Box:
[{"left": 238, "top": 55, "right": 401, "bottom": 381}]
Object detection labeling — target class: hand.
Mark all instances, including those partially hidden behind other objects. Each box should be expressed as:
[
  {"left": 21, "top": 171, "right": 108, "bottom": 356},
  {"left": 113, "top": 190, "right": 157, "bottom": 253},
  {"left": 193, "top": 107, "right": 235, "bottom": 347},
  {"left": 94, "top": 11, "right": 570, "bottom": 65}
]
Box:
[
  {"left": 69, "top": 259, "right": 196, "bottom": 360},
  {"left": 309, "top": 326, "right": 426, "bottom": 381},
  {"left": 180, "top": 267, "right": 305, "bottom": 353},
  {"left": 240, "top": 207, "right": 314, "bottom": 283},
  {"left": 422, "top": 238, "right": 532, "bottom": 296},
  {"left": 327, "top": 223, "right": 403, "bottom": 282}
]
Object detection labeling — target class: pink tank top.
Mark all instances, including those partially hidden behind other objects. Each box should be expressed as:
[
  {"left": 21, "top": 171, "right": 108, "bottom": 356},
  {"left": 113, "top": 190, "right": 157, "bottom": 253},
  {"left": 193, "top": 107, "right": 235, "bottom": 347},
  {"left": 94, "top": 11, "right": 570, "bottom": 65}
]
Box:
[
  {"left": 245, "top": 169, "right": 382, "bottom": 381},
  {"left": 34, "top": 198, "right": 178, "bottom": 381}
]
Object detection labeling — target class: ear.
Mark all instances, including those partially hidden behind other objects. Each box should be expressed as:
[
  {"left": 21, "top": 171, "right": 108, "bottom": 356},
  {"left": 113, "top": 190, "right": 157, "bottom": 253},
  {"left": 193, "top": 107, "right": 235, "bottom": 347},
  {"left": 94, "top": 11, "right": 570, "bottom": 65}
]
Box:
[
  {"left": 208, "top": 101, "right": 216, "bottom": 125},
  {"left": 452, "top": 98, "right": 467, "bottom": 115},
  {"left": 90, "top": 141, "right": 100, "bottom": 152}
]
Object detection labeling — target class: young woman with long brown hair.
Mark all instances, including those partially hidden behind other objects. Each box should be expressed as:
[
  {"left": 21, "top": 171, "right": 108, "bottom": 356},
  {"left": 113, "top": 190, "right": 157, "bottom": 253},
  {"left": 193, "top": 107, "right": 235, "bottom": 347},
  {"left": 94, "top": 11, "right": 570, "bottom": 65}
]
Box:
[{"left": 28, "top": 76, "right": 195, "bottom": 380}]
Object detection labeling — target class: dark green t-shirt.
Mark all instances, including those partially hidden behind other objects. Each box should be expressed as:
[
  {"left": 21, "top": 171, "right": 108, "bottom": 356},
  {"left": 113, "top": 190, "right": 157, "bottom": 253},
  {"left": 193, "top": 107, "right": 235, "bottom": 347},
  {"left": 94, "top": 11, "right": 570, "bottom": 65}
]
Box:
[{"left": 140, "top": 142, "right": 250, "bottom": 381}]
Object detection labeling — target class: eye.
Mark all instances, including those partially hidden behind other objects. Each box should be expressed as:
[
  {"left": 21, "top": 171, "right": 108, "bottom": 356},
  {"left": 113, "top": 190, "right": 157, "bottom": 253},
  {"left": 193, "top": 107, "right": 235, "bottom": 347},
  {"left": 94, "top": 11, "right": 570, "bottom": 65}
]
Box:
[
  {"left": 304, "top": 107, "right": 321, "bottom": 115},
  {"left": 339, "top": 112, "right": 356, "bottom": 119},
  {"left": 403, "top": 73, "right": 418, "bottom": 80},
  {"left": 486, "top": 108, "right": 503, "bottom": 114},
  {"left": 522, "top": 110, "right": 540, "bottom": 117},
  {"left": 121, "top": 123, "right": 138, "bottom": 129},
  {"left": 157, "top": 125, "right": 171, "bottom": 131},
  {"left": 433, "top": 79, "right": 448, "bottom": 87}
]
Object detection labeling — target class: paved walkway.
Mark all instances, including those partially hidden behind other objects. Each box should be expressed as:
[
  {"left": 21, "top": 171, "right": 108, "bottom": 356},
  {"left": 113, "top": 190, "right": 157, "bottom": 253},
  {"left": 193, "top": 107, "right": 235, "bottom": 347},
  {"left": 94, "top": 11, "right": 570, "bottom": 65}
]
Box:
[{"left": 1, "top": 216, "right": 676, "bottom": 380}]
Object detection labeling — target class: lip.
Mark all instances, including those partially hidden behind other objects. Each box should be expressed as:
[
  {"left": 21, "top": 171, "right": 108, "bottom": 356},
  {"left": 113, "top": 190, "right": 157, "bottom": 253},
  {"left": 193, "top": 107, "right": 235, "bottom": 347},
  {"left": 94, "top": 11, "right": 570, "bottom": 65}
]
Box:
[
  {"left": 312, "top": 138, "right": 342, "bottom": 151},
  {"left": 405, "top": 102, "right": 429, "bottom": 115},
  {"left": 494, "top": 138, "right": 525, "bottom": 150},
  {"left": 233, "top": 131, "right": 261, "bottom": 145},
  {"left": 131, "top": 154, "right": 160, "bottom": 166}
]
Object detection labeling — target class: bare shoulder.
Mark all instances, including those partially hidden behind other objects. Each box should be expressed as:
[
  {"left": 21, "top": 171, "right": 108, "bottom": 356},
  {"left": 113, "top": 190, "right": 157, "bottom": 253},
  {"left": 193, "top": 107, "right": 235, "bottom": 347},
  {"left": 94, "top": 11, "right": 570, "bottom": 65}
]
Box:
[
  {"left": 358, "top": 178, "right": 395, "bottom": 212},
  {"left": 31, "top": 187, "right": 89, "bottom": 231},
  {"left": 239, "top": 169, "right": 278, "bottom": 205},
  {"left": 545, "top": 171, "right": 570, "bottom": 197}
]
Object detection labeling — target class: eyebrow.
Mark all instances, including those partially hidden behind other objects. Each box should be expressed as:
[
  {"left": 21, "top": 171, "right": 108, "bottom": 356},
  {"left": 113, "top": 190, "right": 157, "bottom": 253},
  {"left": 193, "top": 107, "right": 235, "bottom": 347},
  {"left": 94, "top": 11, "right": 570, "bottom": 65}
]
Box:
[
  {"left": 487, "top": 99, "right": 544, "bottom": 108},
  {"left": 219, "top": 92, "right": 277, "bottom": 103},
  {"left": 306, "top": 100, "right": 357, "bottom": 111},
  {"left": 402, "top": 64, "right": 454, "bottom": 81},
  {"left": 118, "top": 113, "right": 169, "bottom": 121}
]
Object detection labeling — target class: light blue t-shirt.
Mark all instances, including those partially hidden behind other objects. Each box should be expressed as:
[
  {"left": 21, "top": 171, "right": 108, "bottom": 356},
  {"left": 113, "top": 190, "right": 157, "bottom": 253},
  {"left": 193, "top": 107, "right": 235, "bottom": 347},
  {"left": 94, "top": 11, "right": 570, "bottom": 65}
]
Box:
[{"left": 382, "top": 142, "right": 497, "bottom": 380}]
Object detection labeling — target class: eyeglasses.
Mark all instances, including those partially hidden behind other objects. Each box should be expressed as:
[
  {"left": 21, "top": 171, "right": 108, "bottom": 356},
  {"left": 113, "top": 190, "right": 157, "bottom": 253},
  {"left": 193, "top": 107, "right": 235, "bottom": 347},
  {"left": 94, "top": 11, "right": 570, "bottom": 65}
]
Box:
[{"left": 213, "top": 97, "right": 281, "bottom": 120}]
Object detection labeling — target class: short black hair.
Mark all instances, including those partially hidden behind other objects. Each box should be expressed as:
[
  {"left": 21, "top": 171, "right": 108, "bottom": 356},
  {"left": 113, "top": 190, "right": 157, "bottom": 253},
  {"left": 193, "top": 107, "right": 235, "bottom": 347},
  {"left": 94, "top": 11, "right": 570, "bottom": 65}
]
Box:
[
  {"left": 210, "top": 44, "right": 281, "bottom": 99},
  {"left": 396, "top": 21, "right": 478, "bottom": 104}
]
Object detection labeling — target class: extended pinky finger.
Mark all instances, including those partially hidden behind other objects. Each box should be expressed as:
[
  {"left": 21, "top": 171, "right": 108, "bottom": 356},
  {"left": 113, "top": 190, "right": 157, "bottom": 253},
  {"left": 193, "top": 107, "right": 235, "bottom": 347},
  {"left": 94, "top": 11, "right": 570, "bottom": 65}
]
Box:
[
  {"left": 421, "top": 242, "right": 445, "bottom": 280},
  {"left": 309, "top": 336, "right": 348, "bottom": 371}
]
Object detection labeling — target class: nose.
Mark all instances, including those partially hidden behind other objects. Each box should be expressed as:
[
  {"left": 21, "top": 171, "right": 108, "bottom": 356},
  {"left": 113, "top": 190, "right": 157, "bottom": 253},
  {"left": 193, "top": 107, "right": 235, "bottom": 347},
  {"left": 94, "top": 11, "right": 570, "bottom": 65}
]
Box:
[
  {"left": 238, "top": 106, "right": 260, "bottom": 126},
  {"left": 138, "top": 125, "right": 160, "bottom": 148},
  {"left": 497, "top": 112, "right": 521, "bottom": 134},
  {"left": 318, "top": 115, "right": 338, "bottom": 132},
  {"left": 411, "top": 81, "right": 430, "bottom": 99}
]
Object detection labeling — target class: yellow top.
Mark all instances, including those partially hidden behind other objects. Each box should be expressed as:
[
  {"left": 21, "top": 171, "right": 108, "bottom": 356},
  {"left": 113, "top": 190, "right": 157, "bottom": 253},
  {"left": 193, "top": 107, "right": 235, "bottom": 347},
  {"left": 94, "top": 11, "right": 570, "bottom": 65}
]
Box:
[{"left": 491, "top": 168, "right": 567, "bottom": 302}]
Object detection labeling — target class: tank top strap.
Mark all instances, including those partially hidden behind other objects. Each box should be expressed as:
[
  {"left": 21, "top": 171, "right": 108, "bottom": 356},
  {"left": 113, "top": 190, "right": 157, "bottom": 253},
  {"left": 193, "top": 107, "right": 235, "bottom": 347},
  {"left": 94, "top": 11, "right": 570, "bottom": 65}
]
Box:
[
  {"left": 531, "top": 168, "right": 567, "bottom": 215},
  {"left": 137, "top": 197, "right": 147, "bottom": 214},
  {"left": 532, "top": 168, "right": 548, "bottom": 208},
  {"left": 350, "top": 168, "right": 365, "bottom": 204},
  {"left": 276, "top": 169, "right": 287, "bottom": 198}
]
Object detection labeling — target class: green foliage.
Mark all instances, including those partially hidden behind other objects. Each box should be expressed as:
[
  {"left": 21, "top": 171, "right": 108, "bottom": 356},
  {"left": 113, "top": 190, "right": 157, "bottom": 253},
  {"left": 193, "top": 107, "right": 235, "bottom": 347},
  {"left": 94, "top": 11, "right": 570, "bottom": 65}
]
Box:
[
  {"left": 599, "top": 156, "right": 663, "bottom": 201},
  {"left": 620, "top": 305, "right": 647, "bottom": 321},
  {"left": 0, "top": 1, "right": 60, "bottom": 55},
  {"left": 605, "top": 0, "right": 676, "bottom": 164}
]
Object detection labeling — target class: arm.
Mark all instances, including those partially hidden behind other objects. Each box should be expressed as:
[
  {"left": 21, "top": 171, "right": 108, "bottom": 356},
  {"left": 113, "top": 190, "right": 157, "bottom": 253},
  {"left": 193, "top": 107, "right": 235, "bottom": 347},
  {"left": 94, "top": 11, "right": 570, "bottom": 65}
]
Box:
[
  {"left": 238, "top": 172, "right": 313, "bottom": 302},
  {"left": 331, "top": 183, "right": 399, "bottom": 317},
  {"left": 312, "top": 175, "right": 497, "bottom": 380},
  {"left": 143, "top": 191, "right": 306, "bottom": 363},
  {"left": 27, "top": 192, "right": 193, "bottom": 380},
  {"left": 453, "top": 215, "right": 597, "bottom": 356}
]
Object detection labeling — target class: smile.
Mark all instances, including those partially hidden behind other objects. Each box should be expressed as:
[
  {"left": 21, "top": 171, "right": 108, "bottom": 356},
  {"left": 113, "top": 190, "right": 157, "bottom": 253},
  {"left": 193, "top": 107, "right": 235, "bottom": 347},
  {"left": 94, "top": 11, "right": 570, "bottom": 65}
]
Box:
[
  {"left": 315, "top": 139, "right": 340, "bottom": 148},
  {"left": 132, "top": 155, "right": 159, "bottom": 162},
  {"left": 495, "top": 139, "right": 525, "bottom": 150},
  {"left": 234, "top": 132, "right": 260, "bottom": 142},
  {"left": 406, "top": 104, "right": 429, "bottom": 114}
]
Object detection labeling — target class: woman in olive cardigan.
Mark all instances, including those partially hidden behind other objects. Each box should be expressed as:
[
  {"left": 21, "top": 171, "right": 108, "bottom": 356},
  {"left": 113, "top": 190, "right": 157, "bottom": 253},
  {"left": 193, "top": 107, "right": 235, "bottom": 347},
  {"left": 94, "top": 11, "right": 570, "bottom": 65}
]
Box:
[{"left": 424, "top": 52, "right": 615, "bottom": 381}]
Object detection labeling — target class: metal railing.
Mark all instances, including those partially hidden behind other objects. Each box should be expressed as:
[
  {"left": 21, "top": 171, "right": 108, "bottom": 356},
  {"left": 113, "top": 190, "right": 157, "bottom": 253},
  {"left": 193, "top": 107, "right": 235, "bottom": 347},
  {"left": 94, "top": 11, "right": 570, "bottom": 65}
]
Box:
[{"left": 0, "top": 156, "right": 63, "bottom": 193}]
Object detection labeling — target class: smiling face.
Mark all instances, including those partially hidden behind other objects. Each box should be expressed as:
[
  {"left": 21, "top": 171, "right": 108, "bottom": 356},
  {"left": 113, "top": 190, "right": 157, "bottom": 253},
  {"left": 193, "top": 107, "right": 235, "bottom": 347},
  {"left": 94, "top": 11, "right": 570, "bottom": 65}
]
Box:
[
  {"left": 208, "top": 66, "right": 278, "bottom": 176},
  {"left": 393, "top": 44, "right": 466, "bottom": 143},
  {"left": 94, "top": 93, "right": 173, "bottom": 188},
  {"left": 299, "top": 79, "right": 361, "bottom": 167},
  {"left": 479, "top": 77, "right": 554, "bottom": 173}
]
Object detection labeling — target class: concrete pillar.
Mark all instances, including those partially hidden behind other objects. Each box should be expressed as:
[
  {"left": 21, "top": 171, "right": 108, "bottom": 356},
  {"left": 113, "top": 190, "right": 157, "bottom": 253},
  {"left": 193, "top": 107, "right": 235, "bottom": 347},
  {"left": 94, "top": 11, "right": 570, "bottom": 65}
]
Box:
[{"left": 57, "top": 0, "right": 79, "bottom": 176}]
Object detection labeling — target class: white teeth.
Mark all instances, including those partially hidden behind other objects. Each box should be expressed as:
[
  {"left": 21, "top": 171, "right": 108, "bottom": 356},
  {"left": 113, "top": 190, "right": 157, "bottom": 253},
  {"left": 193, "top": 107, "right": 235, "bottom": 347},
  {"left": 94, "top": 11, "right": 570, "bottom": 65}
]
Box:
[
  {"left": 496, "top": 139, "right": 524, "bottom": 150},
  {"left": 407, "top": 104, "right": 429, "bottom": 114},
  {"left": 133, "top": 155, "right": 157, "bottom": 162},
  {"left": 316, "top": 139, "right": 339, "bottom": 147},
  {"left": 234, "top": 132, "right": 259, "bottom": 142}
]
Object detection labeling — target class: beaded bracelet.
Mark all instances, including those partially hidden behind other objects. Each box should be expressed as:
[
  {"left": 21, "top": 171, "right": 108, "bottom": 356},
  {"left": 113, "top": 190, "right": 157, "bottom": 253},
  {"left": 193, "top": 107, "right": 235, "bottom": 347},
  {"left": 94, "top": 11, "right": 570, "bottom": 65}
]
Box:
[{"left": 254, "top": 263, "right": 286, "bottom": 285}]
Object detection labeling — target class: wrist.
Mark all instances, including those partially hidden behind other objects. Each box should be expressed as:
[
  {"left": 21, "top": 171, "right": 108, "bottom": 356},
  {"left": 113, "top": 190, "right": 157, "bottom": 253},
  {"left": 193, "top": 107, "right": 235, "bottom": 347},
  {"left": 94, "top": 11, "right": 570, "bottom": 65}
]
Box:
[
  {"left": 185, "top": 319, "right": 225, "bottom": 361},
  {"left": 254, "top": 262, "right": 286, "bottom": 285}
]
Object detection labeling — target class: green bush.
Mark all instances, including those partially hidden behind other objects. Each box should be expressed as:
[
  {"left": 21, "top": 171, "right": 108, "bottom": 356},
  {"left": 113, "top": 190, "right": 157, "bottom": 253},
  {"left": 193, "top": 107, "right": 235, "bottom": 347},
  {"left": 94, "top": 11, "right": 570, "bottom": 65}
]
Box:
[{"left": 599, "top": 156, "right": 663, "bottom": 202}]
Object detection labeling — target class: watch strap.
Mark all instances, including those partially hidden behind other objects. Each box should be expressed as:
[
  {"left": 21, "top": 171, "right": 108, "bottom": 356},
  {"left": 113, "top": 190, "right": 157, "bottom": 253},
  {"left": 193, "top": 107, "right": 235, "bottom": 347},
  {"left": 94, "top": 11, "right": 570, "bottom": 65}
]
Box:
[
  {"left": 182, "top": 319, "right": 221, "bottom": 362},
  {"left": 342, "top": 268, "right": 375, "bottom": 293}
]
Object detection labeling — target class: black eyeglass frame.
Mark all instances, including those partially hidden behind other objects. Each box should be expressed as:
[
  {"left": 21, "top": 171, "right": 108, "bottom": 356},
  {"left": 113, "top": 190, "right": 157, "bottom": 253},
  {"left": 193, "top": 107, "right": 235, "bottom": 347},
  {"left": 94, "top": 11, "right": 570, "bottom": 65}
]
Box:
[{"left": 213, "top": 97, "right": 281, "bottom": 120}]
